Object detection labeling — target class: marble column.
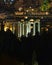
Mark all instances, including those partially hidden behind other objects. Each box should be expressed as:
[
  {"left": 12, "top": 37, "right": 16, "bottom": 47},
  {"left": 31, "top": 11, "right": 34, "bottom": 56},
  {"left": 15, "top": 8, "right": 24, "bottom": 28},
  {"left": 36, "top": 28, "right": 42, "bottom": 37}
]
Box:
[
  {"left": 17, "top": 22, "right": 22, "bottom": 37},
  {"left": 12, "top": 23, "right": 15, "bottom": 34},
  {"left": 28, "top": 22, "right": 31, "bottom": 33},
  {"left": 22, "top": 22, "right": 24, "bottom": 35},
  {"left": 26, "top": 23, "right": 29, "bottom": 37},
  {"left": 33, "top": 22, "right": 36, "bottom": 36},
  {"left": 38, "top": 22, "right": 40, "bottom": 33}
]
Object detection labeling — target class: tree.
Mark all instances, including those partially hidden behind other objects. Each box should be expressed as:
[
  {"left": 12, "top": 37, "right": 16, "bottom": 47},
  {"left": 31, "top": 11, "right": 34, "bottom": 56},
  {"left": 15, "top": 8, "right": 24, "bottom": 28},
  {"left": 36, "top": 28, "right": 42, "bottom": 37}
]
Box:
[{"left": 40, "top": 0, "right": 50, "bottom": 11}]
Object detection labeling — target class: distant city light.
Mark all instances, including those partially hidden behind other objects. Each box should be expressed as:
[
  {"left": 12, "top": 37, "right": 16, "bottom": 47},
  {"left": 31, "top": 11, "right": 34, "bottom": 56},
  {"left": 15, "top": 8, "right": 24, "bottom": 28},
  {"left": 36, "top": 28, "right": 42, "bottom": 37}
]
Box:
[
  {"left": 30, "top": 19, "right": 34, "bottom": 21},
  {"left": 26, "top": 10, "right": 29, "bottom": 12},
  {"left": 24, "top": 16, "right": 28, "bottom": 19},
  {"left": 21, "top": 19, "right": 24, "bottom": 21},
  {"left": 32, "top": 9, "right": 34, "bottom": 11},
  {"left": 46, "top": 12, "right": 49, "bottom": 15},
  {"left": 18, "top": 7, "right": 23, "bottom": 11}
]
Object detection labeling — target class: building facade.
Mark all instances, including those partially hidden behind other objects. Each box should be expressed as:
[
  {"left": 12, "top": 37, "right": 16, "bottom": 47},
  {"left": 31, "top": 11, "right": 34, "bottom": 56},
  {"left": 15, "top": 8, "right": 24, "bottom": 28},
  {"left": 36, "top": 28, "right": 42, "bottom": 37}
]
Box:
[{"left": 0, "top": 0, "right": 52, "bottom": 37}]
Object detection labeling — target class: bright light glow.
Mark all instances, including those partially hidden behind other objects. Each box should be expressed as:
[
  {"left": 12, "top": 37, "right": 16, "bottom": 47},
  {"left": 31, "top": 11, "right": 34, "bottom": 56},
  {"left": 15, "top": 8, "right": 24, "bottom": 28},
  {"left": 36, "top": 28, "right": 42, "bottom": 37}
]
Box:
[
  {"left": 24, "top": 16, "right": 28, "bottom": 19},
  {"left": 26, "top": 10, "right": 29, "bottom": 12},
  {"left": 10, "top": 27, "right": 13, "bottom": 31},
  {"left": 45, "top": 28, "right": 48, "bottom": 31},
  {"left": 4, "top": 27, "right": 9, "bottom": 31},
  {"left": 30, "top": 19, "right": 34, "bottom": 21},
  {"left": 15, "top": 12, "right": 23, "bottom": 15},
  {"left": 32, "top": 9, "right": 34, "bottom": 11},
  {"left": 4, "top": 22, "right": 13, "bottom": 32},
  {"left": 18, "top": 7, "right": 23, "bottom": 11},
  {"left": 46, "top": 12, "right": 49, "bottom": 15},
  {"left": 21, "top": 19, "right": 24, "bottom": 21}
]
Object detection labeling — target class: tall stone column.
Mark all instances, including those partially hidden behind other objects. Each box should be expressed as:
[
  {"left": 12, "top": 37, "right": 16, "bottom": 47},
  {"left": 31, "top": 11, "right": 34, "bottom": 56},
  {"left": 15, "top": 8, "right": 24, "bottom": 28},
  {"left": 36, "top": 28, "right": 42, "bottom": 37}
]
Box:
[
  {"left": 20, "top": 22, "right": 22, "bottom": 37},
  {"left": 26, "top": 23, "right": 29, "bottom": 37},
  {"left": 33, "top": 22, "right": 36, "bottom": 36},
  {"left": 17, "top": 22, "right": 19, "bottom": 37},
  {"left": 28, "top": 22, "right": 31, "bottom": 33},
  {"left": 22, "top": 22, "right": 24, "bottom": 35},
  {"left": 12, "top": 23, "right": 15, "bottom": 34},
  {"left": 17, "top": 22, "right": 22, "bottom": 37},
  {"left": 24, "top": 22, "right": 26, "bottom": 36},
  {"left": 33, "top": 19, "right": 40, "bottom": 36},
  {"left": 38, "top": 22, "right": 40, "bottom": 33}
]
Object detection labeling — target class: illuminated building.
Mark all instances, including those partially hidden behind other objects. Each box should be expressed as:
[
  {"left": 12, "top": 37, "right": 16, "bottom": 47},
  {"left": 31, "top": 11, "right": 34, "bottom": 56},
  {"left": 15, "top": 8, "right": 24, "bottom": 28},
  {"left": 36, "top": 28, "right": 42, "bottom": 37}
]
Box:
[
  {"left": 3, "top": 18, "right": 40, "bottom": 37},
  {"left": 0, "top": 0, "right": 52, "bottom": 37}
]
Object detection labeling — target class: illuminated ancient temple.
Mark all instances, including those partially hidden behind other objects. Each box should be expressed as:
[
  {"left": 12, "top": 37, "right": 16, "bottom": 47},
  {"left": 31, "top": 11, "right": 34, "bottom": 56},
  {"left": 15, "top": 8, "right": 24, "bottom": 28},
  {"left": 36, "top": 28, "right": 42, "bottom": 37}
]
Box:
[{"left": 0, "top": 0, "right": 52, "bottom": 37}]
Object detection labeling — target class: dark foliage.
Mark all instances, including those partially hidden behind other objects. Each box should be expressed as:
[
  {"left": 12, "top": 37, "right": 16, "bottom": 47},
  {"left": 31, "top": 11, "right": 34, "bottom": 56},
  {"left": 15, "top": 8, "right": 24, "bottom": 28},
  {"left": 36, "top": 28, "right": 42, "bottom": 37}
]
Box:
[{"left": 0, "top": 30, "right": 52, "bottom": 65}]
